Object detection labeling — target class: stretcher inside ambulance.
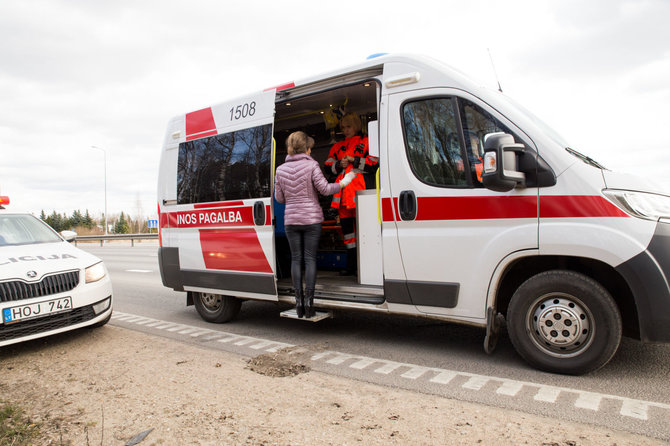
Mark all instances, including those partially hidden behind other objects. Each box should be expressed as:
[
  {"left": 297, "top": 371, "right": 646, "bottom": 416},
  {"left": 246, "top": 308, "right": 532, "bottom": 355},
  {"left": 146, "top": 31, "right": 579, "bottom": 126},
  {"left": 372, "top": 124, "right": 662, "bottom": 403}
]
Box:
[{"left": 157, "top": 54, "right": 670, "bottom": 375}]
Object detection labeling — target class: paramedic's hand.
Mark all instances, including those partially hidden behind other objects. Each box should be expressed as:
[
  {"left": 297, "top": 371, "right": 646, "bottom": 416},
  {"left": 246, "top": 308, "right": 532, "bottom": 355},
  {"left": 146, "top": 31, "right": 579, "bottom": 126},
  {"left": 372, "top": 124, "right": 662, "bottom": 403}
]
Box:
[{"left": 339, "top": 171, "right": 356, "bottom": 187}]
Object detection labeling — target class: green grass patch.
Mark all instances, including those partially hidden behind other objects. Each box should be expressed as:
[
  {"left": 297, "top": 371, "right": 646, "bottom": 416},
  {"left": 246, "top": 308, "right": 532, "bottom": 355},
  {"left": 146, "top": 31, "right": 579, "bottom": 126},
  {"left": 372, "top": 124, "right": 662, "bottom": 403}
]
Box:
[{"left": 0, "top": 401, "right": 40, "bottom": 445}]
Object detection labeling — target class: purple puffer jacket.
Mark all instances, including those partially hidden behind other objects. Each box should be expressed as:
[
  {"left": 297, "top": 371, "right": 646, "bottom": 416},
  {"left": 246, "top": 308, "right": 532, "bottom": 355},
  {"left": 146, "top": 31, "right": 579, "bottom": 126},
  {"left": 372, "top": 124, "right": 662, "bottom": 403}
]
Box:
[{"left": 274, "top": 153, "right": 341, "bottom": 226}]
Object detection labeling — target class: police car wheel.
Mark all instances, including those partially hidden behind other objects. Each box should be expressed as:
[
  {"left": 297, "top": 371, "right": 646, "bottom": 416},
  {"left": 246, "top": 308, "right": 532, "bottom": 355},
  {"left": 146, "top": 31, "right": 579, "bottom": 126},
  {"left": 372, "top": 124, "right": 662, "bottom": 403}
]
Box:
[
  {"left": 506, "top": 270, "right": 622, "bottom": 375},
  {"left": 193, "top": 292, "right": 242, "bottom": 323}
]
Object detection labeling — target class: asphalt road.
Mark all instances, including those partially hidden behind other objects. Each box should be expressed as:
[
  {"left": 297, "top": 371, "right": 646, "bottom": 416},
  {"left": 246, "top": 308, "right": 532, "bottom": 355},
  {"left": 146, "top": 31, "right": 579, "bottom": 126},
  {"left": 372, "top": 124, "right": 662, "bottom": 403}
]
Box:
[{"left": 82, "top": 242, "right": 670, "bottom": 441}]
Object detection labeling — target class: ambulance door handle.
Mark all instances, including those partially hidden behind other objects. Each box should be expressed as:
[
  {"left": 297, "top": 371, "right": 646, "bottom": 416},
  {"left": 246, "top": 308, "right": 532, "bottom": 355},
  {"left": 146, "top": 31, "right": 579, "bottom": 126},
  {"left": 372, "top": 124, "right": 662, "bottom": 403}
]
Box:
[
  {"left": 253, "top": 201, "right": 266, "bottom": 226},
  {"left": 399, "top": 190, "right": 416, "bottom": 220}
]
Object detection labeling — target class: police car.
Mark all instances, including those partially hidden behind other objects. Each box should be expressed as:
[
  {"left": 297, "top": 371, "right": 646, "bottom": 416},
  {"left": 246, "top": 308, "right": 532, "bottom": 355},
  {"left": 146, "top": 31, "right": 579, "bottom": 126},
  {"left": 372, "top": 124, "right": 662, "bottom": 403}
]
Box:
[{"left": 0, "top": 196, "right": 113, "bottom": 346}]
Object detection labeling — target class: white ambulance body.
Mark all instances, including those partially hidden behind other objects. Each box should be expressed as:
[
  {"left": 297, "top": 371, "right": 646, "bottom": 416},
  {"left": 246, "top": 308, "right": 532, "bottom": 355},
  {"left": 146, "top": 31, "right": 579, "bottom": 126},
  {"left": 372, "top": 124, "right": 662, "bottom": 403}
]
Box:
[
  {"left": 0, "top": 198, "right": 113, "bottom": 346},
  {"left": 157, "top": 54, "right": 670, "bottom": 374}
]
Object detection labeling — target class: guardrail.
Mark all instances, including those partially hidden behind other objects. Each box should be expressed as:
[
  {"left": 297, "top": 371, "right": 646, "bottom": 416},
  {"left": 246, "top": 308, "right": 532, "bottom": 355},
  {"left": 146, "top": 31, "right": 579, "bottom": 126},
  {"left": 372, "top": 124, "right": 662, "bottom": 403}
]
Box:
[{"left": 74, "top": 233, "right": 159, "bottom": 247}]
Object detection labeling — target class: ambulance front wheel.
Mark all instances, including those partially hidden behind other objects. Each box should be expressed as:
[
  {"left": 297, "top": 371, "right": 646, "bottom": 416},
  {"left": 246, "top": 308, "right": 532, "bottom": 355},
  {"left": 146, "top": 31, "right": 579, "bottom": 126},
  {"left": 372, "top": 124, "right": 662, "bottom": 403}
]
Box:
[
  {"left": 506, "top": 270, "right": 622, "bottom": 375},
  {"left": 194, "top": 292, "right": 242, "bottom": 323}
]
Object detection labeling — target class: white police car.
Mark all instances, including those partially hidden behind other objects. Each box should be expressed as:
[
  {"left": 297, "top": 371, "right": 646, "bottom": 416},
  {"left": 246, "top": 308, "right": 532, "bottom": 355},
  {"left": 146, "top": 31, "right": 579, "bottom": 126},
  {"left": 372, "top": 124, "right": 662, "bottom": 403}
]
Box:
[{"left": 0, "top": 196, "right": 113, "bottom": 346}]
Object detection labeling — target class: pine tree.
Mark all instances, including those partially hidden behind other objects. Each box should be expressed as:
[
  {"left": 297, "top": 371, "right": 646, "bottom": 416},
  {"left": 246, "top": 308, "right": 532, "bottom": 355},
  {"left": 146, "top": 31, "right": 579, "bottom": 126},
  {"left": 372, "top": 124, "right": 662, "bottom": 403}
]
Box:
[
  {"left": 114, "top": 212, "right": 130, "bottom": 234},
  {"left": 82, "top": 210, "right": 95, "bottom": 229}
]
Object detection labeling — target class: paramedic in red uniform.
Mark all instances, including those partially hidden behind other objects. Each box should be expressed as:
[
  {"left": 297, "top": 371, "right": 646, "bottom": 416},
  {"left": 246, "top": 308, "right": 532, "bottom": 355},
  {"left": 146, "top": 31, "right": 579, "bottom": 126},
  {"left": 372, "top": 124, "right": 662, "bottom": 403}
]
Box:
[
  {"left": 324, "top": 113, "right": 378, "bottom": 276},
  {"left": 275, "top": 131, "right": 355, "bottom": 318}
]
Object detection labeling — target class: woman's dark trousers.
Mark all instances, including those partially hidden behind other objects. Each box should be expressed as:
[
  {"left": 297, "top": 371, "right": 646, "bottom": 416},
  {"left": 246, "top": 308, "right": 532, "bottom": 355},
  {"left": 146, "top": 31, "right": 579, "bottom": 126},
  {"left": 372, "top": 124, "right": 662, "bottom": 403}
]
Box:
[{"left": 285, "top": 223, "right": 321, "bottom": 317}]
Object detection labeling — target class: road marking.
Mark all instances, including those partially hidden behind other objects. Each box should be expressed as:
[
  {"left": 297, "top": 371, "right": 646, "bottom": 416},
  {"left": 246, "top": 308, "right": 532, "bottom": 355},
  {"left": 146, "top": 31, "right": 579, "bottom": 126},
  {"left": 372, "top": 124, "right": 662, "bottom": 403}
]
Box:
[
  {"left": 430, "top": 370, "right": 457, "bottom": 385},
  {"left": 462, "top": 376, "right": 489, "bottom": 391},
  {"left": 111, "top": 312, "right": 670, "bottom": 422},
  {"left": 575, "top": 392, "right": 603, "bottom": 411},
  {"left": 125, "top": 269, "right": 153, "bottom": 273},
  {"left": 496, "top": 381, "right": 524, "bottom": 396},
  {"left": 401, "top": 366, "right": 429, "bottom": 380},
  {"left": 620, "top": 399, "right": 649, "bottom": 420},
  {"left": 535, "top": 386, "right": 561, "bottom": 403}
]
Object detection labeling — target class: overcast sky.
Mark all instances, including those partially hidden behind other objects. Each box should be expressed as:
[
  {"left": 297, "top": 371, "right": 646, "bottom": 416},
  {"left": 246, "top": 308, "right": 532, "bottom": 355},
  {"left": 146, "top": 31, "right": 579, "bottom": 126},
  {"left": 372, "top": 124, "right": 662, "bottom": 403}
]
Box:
[{"left": 1, "top": 0, "right": 668, "bottom": 221}]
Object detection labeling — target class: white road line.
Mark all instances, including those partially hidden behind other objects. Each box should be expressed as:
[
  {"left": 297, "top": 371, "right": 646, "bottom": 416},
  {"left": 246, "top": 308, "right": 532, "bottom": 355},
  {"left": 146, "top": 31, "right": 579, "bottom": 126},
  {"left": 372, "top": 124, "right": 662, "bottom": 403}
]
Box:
[
  {"left": 401, "top": 366, "right": 429, "bottom": 380},
  {"left": 125, "top": 269, "right": 153, "bottom": 273},
  {"left": 462, "top": 376, "right": 489, "bottom": 391},
  {"left": 350, "top": 358, "right": 377, "bottom": 370},
  {"left": 326, "top": 353, "right": 353, "bottom": 365},
  {"left": 620, "top": 399, "right": 649, "bottom": 420},
  {"left": 575, "top": 392, "right": 603, "bottom": 411},
  {"left": 430, "top": 370, "right": 457, "bottom": 385},
  {"left": 534, "top": 386, "right": 561, "bottom": 403},
  {"left": 249, "top": 340, "right": 276, "bottom": 350},
  {"left": 111, "top": 312, "right": 670, "bottom": 421},
  {"left": 497, "top": 381, "right": 524, "bottom": 396},
  {"left": 374, "top": 362, "right": 402, "bottom": 375}
]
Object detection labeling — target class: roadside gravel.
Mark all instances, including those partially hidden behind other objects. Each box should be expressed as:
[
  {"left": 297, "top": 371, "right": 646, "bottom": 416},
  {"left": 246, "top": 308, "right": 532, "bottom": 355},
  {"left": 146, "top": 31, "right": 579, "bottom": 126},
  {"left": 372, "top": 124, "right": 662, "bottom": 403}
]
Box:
[{"left": 0, "top": 325, "right": 664, "bottom": 445}]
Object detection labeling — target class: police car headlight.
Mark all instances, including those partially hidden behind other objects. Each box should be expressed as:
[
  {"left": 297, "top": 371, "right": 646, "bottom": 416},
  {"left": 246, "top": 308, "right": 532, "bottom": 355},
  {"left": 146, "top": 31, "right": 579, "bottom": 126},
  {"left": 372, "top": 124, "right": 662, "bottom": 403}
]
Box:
[
  {"left": 603, "top": 189, "right": 670, "bottom": 221},
  {"left": 85, "top": 262, "right": 106, "bottom": 283}
]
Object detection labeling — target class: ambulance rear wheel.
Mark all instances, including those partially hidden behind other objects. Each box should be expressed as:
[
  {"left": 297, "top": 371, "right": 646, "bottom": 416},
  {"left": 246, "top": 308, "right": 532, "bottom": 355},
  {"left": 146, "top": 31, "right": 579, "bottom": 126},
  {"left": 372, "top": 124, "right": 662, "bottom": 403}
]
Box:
[
  {"left": 194, "top": 292, "right": 241, "bottom": 323},
  {"left": 506, "top": 270, "right": 621, "bottom": 375}
]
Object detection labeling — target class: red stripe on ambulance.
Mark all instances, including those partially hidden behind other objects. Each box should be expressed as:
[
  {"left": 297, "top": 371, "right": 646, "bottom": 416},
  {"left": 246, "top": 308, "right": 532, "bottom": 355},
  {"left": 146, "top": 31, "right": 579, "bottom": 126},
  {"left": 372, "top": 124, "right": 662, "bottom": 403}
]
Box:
[
  {"left": 384, "top": 195, "right": 627, "bottom": 222},
  {"left": 199, "top": 228, "right": 273, "bottom": 273},
  {"left": 539, "top": 195, "right": 627, "bottom": 218},
  {"left": 166, "top": 206, "right": 253, "bottom": 228},
  {"left": 185, "top": 107, "right": 217, "bottom": 141}
]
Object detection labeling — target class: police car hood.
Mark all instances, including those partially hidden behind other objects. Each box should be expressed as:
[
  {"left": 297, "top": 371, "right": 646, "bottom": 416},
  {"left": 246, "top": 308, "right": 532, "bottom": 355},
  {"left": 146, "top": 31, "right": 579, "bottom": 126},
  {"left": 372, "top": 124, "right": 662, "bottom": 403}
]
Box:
[{"left": 0, "top": 241, "right": 101, "bottom": 281}]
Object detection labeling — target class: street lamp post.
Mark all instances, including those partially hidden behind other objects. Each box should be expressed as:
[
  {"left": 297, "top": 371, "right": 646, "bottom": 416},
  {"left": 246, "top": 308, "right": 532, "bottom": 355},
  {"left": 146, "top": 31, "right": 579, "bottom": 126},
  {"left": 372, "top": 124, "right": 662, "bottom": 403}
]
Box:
[{"left": 90, "top": 146, "right": 108, "bottom": 235}]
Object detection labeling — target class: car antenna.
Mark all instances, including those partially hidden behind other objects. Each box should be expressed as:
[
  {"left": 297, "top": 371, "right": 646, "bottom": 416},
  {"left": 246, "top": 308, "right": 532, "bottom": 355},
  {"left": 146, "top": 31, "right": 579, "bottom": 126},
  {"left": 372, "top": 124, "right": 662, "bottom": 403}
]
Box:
[{"left": 487, "top": 48, "right": 503, "bottom": 93}]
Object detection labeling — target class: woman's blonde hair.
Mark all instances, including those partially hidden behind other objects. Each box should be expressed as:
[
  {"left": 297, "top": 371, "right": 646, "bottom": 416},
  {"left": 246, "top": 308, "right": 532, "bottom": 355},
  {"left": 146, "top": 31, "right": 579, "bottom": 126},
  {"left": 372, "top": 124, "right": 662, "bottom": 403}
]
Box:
[
  {"left": 340, "top": 113, "right": 362, "bottom": 133},
  {"left": 286, "top": 131, "right": 312, "bottom": 155}
]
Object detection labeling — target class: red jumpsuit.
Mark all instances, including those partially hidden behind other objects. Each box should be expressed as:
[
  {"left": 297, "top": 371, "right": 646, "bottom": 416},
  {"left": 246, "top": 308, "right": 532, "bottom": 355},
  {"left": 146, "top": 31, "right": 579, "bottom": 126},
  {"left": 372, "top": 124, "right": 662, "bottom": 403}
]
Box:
[{"left": 324, "top": 135, "right": 377, "bottom": 265}]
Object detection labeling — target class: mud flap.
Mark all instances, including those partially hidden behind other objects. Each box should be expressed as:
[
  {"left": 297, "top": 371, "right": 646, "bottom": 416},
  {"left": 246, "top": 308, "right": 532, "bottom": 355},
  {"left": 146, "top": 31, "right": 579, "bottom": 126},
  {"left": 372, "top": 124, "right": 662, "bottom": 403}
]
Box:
[{"left": 484, "top": 306, "right": 504, "bottom": 354}]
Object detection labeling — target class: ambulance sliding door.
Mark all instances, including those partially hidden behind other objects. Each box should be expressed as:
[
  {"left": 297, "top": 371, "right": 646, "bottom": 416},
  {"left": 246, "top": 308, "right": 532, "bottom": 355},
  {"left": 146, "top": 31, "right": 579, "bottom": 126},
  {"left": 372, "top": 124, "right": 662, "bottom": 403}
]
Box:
[{"left": 171, "top": 91, "right": 278, "bottom": 301}]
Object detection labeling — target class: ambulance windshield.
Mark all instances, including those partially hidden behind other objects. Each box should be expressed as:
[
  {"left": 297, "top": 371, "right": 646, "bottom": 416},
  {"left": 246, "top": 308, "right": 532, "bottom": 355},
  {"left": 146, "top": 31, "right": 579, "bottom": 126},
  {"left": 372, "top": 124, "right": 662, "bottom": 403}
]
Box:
[{"left": 497, "top": 94, "right": 571, "bottom": 149}]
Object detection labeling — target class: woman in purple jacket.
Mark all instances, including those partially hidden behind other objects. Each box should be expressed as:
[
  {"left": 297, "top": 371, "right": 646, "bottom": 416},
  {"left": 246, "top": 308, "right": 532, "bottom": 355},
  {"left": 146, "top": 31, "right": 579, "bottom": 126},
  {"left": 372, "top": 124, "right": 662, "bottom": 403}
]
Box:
[{"left": 275, "top": 131, "right": 356, "bottom": 318}]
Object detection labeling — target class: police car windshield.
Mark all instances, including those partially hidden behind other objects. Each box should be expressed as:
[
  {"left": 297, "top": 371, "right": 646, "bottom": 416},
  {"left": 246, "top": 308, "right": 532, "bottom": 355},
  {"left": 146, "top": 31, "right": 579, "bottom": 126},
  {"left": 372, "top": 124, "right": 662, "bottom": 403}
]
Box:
[{"left": 0, "top": 215, "right": 63, "bottom": 246}]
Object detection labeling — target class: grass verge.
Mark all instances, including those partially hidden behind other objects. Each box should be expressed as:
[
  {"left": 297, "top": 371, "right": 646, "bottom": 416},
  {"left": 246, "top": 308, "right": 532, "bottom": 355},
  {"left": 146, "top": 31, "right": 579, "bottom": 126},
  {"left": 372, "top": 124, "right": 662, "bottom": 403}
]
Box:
[{"left": 0, "top": 401, "right": 40, "bottom": 445}]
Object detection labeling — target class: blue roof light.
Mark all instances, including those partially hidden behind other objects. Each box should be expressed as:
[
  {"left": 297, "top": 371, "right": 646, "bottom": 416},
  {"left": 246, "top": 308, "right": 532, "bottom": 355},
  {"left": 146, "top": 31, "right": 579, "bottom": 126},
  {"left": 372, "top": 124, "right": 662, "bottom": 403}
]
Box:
[{"left": 366, "top": 53, "right": 388, "bottom": 60}]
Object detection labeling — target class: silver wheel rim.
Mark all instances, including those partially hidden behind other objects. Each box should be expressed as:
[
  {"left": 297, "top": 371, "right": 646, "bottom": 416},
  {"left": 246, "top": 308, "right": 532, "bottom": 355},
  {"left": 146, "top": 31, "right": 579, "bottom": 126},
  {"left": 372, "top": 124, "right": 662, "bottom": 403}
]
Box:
[
  {"left": 200, "top": 293, "right": 222, "bottom": 312},
  {"left": 526, "top": 292, "right": 594, "bottom": 358}
]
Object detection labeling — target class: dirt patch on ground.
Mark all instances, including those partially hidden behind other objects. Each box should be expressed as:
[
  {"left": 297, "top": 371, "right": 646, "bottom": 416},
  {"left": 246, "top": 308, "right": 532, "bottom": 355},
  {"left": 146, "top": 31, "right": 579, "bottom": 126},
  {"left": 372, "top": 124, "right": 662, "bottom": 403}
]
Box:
[
  {"left": 246, "top": 348, "right": 311, "bottom": 378},
  {"left": 0, "top": 325, "right": 664, "bottom": 445}
]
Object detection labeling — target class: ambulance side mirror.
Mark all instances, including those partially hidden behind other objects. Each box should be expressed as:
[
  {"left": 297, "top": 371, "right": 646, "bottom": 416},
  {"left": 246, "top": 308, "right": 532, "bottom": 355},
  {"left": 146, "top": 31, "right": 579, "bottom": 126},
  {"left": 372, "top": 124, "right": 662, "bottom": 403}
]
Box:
[{"left": 481, "top": 133, "right": 526, "bottom": 192}]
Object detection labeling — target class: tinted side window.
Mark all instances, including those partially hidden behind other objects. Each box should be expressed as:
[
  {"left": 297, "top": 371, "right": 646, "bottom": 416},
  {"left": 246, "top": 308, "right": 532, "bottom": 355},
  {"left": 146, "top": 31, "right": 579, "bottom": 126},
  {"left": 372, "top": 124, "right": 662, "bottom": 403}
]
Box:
[
  {"left": 459, "top": 98, "right": 515, "bottom": 187},
  {"left": 402, "top": 98, "right": 467, "bottom": 187},
  {"left": 177, "top": 124, "right": 272, "bottom": 204}
]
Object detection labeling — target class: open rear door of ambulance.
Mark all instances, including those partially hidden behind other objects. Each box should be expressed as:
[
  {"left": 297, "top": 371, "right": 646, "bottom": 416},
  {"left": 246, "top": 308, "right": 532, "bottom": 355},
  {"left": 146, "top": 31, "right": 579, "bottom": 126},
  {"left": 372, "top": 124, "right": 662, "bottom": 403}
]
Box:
[{"left": 163, "top": 90, "right": 278, "bottom": 301}]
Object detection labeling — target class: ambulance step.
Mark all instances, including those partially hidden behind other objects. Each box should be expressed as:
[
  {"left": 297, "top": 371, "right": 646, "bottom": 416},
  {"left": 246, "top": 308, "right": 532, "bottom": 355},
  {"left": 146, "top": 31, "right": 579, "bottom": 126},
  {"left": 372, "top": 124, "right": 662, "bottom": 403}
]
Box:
[{"left": 280, "top": 308, "right": 332, "bottom": 322}]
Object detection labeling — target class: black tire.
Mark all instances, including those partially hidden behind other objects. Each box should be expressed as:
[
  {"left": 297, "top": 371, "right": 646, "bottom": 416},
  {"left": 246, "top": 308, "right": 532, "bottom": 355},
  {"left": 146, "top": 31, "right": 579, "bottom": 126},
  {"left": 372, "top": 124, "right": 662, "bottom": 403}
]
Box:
[
  {"left": 193, "top": 292, "right": 241, "bottom": 323},
  {"left": 506, "top": 270, "right": 621, "bottom": 375}
]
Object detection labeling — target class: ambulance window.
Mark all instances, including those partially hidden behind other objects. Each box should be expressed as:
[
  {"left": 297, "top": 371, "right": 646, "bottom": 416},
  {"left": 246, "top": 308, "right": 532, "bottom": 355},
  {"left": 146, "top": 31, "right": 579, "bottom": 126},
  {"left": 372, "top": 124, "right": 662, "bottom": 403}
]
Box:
[
  {"left": 459, "top": 99, "right": 516, "bottom": 187},
  {"left": 402, "top": 98, "right": 467, "bottom": 187},
  {"left": 177, "top": 123, "right": 273, "bottom": 204}
]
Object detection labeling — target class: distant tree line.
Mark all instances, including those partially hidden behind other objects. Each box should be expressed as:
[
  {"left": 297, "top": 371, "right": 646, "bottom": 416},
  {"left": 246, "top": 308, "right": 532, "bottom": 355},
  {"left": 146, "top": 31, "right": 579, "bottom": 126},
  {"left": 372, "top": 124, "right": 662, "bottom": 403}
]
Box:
[{"left": 40, "top": 210, "right": 150, "bottom": 234}]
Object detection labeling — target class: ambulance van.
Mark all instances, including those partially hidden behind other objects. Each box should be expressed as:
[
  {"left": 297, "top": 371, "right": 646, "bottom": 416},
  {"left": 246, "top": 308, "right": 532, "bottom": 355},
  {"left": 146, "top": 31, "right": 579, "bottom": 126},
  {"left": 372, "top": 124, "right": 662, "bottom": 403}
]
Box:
[{"left": 157, "top": 54, "right": 670, "bottom": 374}]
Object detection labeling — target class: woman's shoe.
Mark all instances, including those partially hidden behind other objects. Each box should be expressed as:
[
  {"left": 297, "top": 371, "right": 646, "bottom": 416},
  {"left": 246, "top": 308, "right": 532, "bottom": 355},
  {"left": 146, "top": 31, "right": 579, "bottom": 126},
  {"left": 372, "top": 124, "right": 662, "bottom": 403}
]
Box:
[
  {"left": 304, "top": 289, "right": 315, "bottom": 318},
  {"left": 295, "top": 289, "right": 304, "bottom": 318}
]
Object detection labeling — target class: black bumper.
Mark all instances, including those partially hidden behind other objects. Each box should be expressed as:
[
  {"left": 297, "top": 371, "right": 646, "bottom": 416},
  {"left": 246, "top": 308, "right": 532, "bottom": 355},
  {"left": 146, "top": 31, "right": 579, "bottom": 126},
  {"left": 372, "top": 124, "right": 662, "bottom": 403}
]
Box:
[{"left": 615, "top": 221, "right": 670, "bottom": 343}]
